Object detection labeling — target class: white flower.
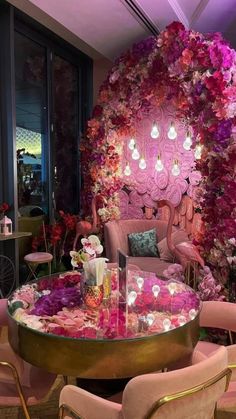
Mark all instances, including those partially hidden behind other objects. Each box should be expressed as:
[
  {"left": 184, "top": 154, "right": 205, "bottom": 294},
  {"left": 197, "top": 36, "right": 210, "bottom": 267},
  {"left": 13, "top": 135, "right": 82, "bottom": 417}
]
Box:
[
  {"left": 228, "top": 238, "right": 236, "bottom": 246},
  {"left": 227, "top": 256, "right": 236, "bottom": 265}
]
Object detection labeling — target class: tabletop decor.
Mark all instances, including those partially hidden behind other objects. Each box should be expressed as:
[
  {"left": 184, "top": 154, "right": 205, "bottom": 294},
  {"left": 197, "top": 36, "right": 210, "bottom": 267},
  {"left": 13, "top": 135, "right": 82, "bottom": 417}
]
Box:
[
  {"left": 8, "top": 270, "right": 200, "bottom": 340},
  {"left": 82, "top": 21, "right": 236, "bottom": 293}
]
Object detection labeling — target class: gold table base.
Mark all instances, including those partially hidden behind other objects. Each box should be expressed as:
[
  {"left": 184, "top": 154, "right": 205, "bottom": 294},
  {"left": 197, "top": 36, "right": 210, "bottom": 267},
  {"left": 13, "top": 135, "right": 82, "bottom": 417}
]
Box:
[{"left": 8, "top": 314, "right": 199, "bottom": 379}]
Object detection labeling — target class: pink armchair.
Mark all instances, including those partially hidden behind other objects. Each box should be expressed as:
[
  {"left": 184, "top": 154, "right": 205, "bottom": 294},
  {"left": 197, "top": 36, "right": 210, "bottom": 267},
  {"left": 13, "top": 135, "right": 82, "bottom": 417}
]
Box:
[
  {"left": 59, "top": 346, "right": 230, "bottom": 419},
  {"left": 104, "top": 219, "right": 189, "bottom": 277},
  {"left": 196, "top": 301, "right": 236, "bottom": 413}
]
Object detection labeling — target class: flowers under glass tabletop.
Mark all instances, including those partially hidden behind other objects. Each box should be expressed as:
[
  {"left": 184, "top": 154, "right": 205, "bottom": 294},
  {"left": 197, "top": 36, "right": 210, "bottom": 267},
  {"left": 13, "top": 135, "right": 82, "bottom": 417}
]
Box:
[{"left": 70, "top": 235, "right": 103, "bottom": 269}]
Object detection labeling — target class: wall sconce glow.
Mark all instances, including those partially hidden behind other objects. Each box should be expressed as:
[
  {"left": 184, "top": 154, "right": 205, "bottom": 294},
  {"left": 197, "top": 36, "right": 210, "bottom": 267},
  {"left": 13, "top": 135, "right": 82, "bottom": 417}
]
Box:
[
  {"left": 128, "top": 138, "right": 136, "bottom": 150},
  {"left": 139, "top": 157, "right": 146, "bottom": 170},
  {"left": 194, "top": 144, "right": 202, "bottom": 160},
  {"left": 124, "top": 163, "right": 131, "bottom": 176},
  {"left": 171, "top": 160, "right": 180, "bottom": 176},
  {"left": 167, "top": 122, "right": 177, "bottom": 140},
  {"left": 150, "top": 122, "right": 160, "bottom": 139},
  {"left": 152, "top": 284, "right": 160, "bottom": 298},
  {"left": 132, "top": 145, "right": 140, "bottom": 160},
  {"left": 128, "top": 291, "right": 137, "bottom": 306},
  {"left": 155, "top": 155, "right": 164, "bottom": 172},
  {"left": 183, "top": 131, "right": 192, "bottom": 150}
]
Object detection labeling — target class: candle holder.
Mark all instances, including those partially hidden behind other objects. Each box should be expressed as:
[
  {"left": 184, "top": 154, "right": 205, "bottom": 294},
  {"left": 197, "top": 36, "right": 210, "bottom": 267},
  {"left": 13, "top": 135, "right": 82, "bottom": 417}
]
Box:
[{"left": 83, "top": 284, "right": 104, "bottom": 309}]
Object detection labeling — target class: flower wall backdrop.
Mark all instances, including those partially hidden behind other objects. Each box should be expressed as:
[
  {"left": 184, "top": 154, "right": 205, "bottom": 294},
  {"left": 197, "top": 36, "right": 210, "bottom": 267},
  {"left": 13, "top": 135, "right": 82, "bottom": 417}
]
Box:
[{"left": 82, "top": 22, "right": 236, "bottom": 288}]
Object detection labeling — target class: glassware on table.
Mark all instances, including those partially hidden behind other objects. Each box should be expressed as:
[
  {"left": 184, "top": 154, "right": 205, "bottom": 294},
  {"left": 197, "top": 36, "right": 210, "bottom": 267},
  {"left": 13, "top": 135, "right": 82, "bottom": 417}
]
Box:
[
  {"left": 83, "top": 284, "right": 104, "bottom": 309},
  {"left": 103, "top": 269, "right": 111, "bottom": 300}
]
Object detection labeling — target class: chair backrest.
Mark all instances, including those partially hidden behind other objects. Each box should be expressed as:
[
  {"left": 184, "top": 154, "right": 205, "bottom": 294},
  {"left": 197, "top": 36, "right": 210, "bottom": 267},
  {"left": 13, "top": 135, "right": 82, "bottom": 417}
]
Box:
[
  {"left": 104, "top": 219, "right": 172, "bottom": 262},
  {"left": 121, "top": 347, "right": 229, "bottom": 419},
  {"left": 200, "top": 301, "right": 236, "bottom": 332}
]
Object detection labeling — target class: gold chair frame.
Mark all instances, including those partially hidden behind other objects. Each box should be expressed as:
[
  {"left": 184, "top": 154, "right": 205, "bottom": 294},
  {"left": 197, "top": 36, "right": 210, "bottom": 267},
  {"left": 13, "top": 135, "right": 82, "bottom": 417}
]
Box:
[
  {"left": 58, "top": 368, "right": 232, "bottom": 419},
  {"left": 0, "top": 360, "right": 30, "bottom": 419}
]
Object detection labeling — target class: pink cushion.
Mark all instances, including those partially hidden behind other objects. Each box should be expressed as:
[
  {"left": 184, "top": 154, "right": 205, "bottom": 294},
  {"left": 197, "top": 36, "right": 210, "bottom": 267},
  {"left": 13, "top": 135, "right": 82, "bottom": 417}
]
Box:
[
  {"left": 195, "top": 341, "right": 220, "bottom": 356},
  {"left": 128, "top": 257, "right": 173, "bottom": 276},
  {"left": 24, "top": 252, "right": 53, "bottom": 263},
  {"left": 158, "top": 229, "right": 190, "bottom": 262}
]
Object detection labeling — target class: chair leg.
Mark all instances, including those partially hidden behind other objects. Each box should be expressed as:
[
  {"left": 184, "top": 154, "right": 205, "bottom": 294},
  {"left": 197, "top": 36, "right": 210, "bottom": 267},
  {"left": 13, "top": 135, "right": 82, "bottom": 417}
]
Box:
[
  {"left": 25, "top": 263, "right": 38, "bottom": 283},
  {"left": 48, "top": 262, "right": 52, "bottom": 276},
  {"left": 0, "top": 361, "right": 31, "bottom": 419}
]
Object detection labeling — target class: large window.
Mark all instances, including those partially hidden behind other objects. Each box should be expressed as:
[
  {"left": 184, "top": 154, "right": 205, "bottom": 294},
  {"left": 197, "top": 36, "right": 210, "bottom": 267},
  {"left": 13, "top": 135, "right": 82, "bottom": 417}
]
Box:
[
  {"left": 12, "top": 10, "right": 92, "bottom": 217},
  {"left": 15, "top": 31, "right": 47, "bottom": 212}
]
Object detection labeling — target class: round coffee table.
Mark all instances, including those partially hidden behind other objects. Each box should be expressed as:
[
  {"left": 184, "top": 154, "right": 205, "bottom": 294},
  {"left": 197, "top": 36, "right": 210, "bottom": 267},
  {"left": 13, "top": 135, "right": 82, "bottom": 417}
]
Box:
[{"left": 7, "top": 271, "right": 201, "bottom": 379}]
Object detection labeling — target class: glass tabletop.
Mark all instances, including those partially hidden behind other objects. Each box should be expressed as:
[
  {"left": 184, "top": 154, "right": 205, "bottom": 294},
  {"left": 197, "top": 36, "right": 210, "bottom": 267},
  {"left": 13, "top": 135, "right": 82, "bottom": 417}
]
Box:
[{"left": 8, "top": 269, "right": 201, "bottom": 341}]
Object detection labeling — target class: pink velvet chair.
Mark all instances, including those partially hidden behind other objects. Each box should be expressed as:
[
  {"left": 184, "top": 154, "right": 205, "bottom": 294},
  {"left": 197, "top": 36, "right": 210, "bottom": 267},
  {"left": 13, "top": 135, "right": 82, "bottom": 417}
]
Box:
[
  {"left": 196, "top": 301, "right": 236, "bottom": 413},
  {"left": 0, "top": 299, "right": 56, "bottom": 418},
  {"left": 59, "top": 347, "right": 230, "bottom": 419},
  {"left": 104, "top": 219, "right": 189, "bottom": 277}
]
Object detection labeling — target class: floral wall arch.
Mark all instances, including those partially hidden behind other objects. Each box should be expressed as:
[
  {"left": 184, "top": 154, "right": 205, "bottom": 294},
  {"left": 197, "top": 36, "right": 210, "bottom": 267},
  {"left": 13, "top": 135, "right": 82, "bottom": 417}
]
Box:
[{"left": 83, "top": 22, "right": 236, "bottom": 286}]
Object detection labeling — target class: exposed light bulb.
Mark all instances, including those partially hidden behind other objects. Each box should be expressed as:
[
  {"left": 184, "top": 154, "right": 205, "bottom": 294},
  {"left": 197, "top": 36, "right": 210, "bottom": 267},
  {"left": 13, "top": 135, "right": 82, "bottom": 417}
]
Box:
[
  {"left": 168, "top": 282, "right": 176, "bottom": 296},
  {"left": 172, "top": 160, "right": 180, "bottom": 176},
  {"left": 128, "top": 291, "right": 137, "bottom": 306},
  {"left": 150, "top": 122, "right": 160, "bottom": 139},
  {"left": 194, "top": 144, "right": 202, "bottom": 160},
  {"left": 163, "top": 318, "right": 171, "bottom": 331},
  {"left": 128, "top": 138, "right": 136, "bottom": 150},
  {"left": 132, "top": 146, "right": 140, "bottom": 160},
  {"left": 124, "top": 163, "right": 131, "bottom": 176},
  {"left": 146, "top": 313, "right": 155, "bottom": 326},
  {"left": 183, "top": 131, "right": 192, "bottom": 150},
  {"left": 139, "top": 157, "right": 146, "bottom": 170},
  {"left": 167, "top": 122, "right": 177, "bottom": 140},
  {"left": 152, "top": 284, "right": 160, "bottom": 298},
  {"left": 155, "top": 155, "right": 164, "bottom": 172},
  {"left": 136, "top": 276, "right": 144, "bottom": 290}
]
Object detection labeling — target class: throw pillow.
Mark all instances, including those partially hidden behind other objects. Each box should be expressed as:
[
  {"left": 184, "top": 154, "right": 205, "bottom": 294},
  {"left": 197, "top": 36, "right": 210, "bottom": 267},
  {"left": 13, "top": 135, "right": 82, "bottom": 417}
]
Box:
[
  {"left": 158, "top": 229, "right": 189, "bottom": 262},
  {"left": 128, "top": 228, "right": 160, "bottom": 257}
]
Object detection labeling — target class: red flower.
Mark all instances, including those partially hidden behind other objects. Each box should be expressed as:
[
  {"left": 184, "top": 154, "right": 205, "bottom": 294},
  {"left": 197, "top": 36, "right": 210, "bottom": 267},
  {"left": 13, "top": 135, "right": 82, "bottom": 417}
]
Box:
[{"left": 0, "top": 202, "right": 9, "bottom": 213}]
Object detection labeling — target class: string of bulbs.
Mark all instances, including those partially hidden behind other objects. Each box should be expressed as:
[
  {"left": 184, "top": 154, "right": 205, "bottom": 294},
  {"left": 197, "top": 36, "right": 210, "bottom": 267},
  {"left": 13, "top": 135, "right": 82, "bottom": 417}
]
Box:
[{"left": 124, "top": 121, "right": 202, "bottom": 177}]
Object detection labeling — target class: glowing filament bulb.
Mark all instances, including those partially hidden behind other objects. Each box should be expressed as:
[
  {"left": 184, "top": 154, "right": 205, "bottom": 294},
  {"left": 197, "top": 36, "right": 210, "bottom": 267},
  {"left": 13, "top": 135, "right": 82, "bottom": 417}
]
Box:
[
  {"left": 167, "top": 122, "right": 177, "bottom": 140},
  {"left": 155, "top": 155, "right": 164, "bottom": 172},
  {"left": 128, "top": 291, "right": 137, "bottom": 306},
  {"left": 178, "top": 316, "right": 186, "bottom": 326},
  {"left": 194, "top": 144, "right": 202, "bottom": 160},
  {"left": 128, "top": 138, "right": 136, "bottom": 150},
  {"left": 124, "top": 163, "right": 131, "bottom": 176},
  {"left": 146, "top": 313, "right": 155, "bottom": 326},
  {"left": 183, "top": 131, "right": 192, "bottom": 150},
  {"left": 189, "top": 309, "right": 197, "bottom": 320},
  {"left": 136, "top": 276, "right": 144, "bottom": 290},
  {"left": 163, "top": 318, "right": 171, "bottom": 331},
  {"left": 172, "top": 160, "right": 180, "bottom": 176},
  {"left": 152, "top": 284, "right": 160, "bottom": 298},
  {"left": 168, "top": 282, "right": 176, "bottom": 296},
  {"left": 151, "top": 122, "right": 160, "bottom": 139},
  {"left": 139, "top": 157, "right": 147, "bottom": 170},
  {"left": 132, "top": 145, "right": 140, "bottom": 160}
]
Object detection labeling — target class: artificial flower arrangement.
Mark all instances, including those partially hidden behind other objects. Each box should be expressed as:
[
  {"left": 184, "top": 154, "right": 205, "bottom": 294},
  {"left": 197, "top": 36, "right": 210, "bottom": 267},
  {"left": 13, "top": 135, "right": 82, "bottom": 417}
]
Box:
[
  {"left": 8, "top": 270, "right": 200, "bottom": 340},
  {"left": 82, "top": 20, "right": 236, "bottom": 293},
  {"left": 69, "top": 235, "right": 104, "bottom": 269}
]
